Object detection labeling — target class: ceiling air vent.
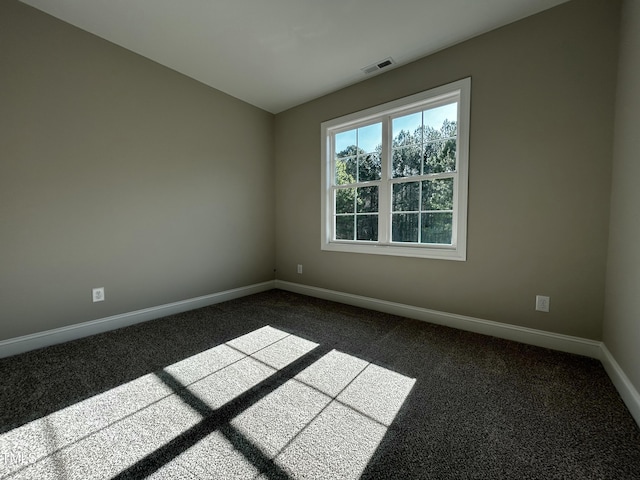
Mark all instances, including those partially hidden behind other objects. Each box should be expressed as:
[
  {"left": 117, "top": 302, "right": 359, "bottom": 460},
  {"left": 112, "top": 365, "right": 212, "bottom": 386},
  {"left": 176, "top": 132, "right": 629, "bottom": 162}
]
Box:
[{"left": 361, "top": 57, "right": 395, "bottom": 75}]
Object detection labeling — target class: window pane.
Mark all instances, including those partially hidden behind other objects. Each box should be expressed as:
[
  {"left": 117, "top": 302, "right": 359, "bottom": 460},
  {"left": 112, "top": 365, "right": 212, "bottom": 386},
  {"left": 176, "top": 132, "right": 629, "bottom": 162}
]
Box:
[
  {"left": 423, "top": 139, "right": 456, "bottom": 174},
  {"left": 392, "top": 145, "right": 421, "bottom": 178},
  {"left": 336, "top": 188, "right": 355, "bottom": 214},
  {"left": 421, "top": 213, "right": 453, "bottom": 244},
  {"left": 335, "top": 156, "right": 357, "bottom": 185},
  {"left": 422, "top": 178, "right": 453, "bottom": 211},
  {"left": 392, "top": 182, "right": 419, "bottom": 212},
  {"left": 335, "top": 215, "right": 355, "bottom": 240},
  {"left": 335, "top": 130, "right": 357, "bottom": 156},
  {"left": 392, "top": 112, "right": 422, "bottom": 147},
  {"left": 423, "top": 102, "right": 457, "bottom": 135},
  {"left": 358, "top": 152, "right": 381, "bottom": 181},
  {"left": 358, "top": 123, "right": 382, "bottom": 154},
  {"left": 392, "top": 213, "right": 419, "bottom": 242},
  {"left": 357, "top": 215, "right": 378, "bottom": 241},
  {"left": 357, "top": 186, "right": 378, "bottom": 213}
]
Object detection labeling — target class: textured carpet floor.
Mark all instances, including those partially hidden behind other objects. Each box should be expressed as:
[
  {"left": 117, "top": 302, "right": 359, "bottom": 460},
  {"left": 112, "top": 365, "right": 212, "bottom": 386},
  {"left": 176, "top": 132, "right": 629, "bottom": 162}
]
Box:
[{"left": 1, "top": 289, "right": 639, "bottom": 479}]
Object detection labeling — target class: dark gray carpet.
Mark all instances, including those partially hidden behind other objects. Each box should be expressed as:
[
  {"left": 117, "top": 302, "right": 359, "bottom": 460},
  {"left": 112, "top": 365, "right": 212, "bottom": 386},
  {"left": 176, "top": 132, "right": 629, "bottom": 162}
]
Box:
[{"left": 1, "top": 289, "right": 639, "bottom": 479}]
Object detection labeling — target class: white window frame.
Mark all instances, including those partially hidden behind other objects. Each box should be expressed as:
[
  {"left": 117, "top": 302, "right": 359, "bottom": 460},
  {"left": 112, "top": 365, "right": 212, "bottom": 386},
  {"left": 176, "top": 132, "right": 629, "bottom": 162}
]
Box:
[{"left": 321, "top": 77, "right": 470, "bottom": 261}]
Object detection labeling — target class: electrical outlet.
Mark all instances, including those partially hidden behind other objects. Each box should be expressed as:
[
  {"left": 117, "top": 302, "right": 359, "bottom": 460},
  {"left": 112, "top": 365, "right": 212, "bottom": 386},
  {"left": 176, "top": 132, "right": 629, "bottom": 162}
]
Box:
[
  {"left": 535, "top": 295, "right": 549, "bottom": 312},
  {"left": 92, "top": 287, "right": 105, "bottom": 303},
  {"left": 297, "top": 264, "right": 303, "bottom": 274}
]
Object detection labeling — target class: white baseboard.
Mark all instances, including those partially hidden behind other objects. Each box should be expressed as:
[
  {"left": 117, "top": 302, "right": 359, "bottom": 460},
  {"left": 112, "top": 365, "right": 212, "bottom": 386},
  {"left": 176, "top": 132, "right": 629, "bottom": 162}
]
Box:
[
  {"left": 3, "top": 278, "right": 638, "bottom": 429},
  {"left": 600, "top": 345, "right": 640, "bottom": 427},
  {"left": 0, "top": 280, "right": 276, "bottom": 359},
  {"left": 275, "top": 280, "right": 640, "bottom": 428},
  {"left": 275, "top": 280, "right": 602, "bottom": 359}
]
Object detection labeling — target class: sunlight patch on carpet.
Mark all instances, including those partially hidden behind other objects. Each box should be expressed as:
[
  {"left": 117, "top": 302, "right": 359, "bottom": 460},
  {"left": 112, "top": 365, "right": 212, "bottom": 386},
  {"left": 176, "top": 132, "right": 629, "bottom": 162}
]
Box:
[{"left": 0, "top": 326, "right": 415, "bottom": 479}]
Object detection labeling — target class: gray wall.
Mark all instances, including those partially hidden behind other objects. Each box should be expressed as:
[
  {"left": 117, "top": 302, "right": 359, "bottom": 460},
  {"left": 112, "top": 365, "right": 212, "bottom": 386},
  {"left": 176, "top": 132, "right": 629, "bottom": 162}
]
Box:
[
  {"left": 1, "top": 0, "right": 630, "bottom": 352},
  {"left": 0, "top": 1, "right": 275, "bottom": 341},
  {"left": 274, "top": 0, "right": 620, "bottom": 340},
  {"left": 604, "top": 0, "right": 640, "bottom": 394}
]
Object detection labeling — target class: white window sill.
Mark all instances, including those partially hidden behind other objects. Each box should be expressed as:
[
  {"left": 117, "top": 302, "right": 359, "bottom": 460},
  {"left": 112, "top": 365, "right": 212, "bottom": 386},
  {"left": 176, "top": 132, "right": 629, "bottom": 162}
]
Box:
[{"left": 321, "top": 241, "right": 466, "bottom": 261}]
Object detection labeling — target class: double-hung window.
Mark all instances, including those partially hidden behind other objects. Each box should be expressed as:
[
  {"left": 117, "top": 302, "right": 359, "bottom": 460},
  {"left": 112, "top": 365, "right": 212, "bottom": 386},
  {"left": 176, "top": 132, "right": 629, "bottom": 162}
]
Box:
[{"left": 321, "top": 78, "right": 470, "bottom": 260}]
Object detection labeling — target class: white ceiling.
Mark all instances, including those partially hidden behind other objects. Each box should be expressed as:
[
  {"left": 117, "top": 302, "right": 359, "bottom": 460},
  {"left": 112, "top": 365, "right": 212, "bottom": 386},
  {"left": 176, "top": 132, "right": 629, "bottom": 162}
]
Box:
[{"left": 20, "top": 0, "right": 568, "bottom": 113}]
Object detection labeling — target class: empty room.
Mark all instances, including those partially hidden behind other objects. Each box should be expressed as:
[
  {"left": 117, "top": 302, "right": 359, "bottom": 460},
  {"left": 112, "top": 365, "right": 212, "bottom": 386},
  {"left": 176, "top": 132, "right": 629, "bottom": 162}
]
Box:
[{"left": 1, "top": 0, "right": 639, "bottom": 478}]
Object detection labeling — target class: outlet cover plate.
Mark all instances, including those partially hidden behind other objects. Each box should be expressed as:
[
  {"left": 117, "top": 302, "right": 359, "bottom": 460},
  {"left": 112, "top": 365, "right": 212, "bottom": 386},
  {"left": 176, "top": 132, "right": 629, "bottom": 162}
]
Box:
[
  {"left": 92, "top": 287, "right": 105, "bottom": 303},
  {"left": 535, "top": 295, "right": 549, "bottom": 312}
]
